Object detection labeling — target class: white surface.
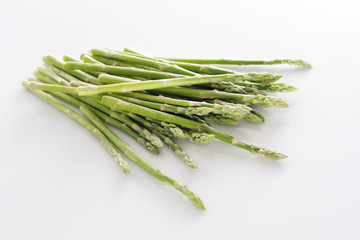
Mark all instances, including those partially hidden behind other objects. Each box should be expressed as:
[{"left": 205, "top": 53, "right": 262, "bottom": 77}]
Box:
[{"left": 1, "top": 0, "right": 360, "bottom": 239}]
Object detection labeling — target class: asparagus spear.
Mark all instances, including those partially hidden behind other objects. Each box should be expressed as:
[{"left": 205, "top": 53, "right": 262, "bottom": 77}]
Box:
[
  {"left": 91, "top": 49, "right": 197, "bottom": 76},
  {"left": 43, "top": 55, "right": 99, "bottom": 84},
  {"left": 206, "top": 82, "right": 265, "bottom": 95},
  {"left": 27, "top": 81, "right": 78, "bottom": 94},
  {"left": 126, "top": 112, "right": 198, "bottom": 169},
  {"left": 22, "top": 81, "right": 130, "bottom": 173},
  {"left": 63, "top": 55, "right": 101, "bottom": 76},
  {"left": 123, "top": 47, "right": 235, "bottom": 75},
  {"left": 30, "top": 74, "right": 159, "bottom": 155},
  {"left": 77, "top": 73, "right": 279, "bottom": 96},
  {"left": 153, "top": 87, "right": 289, "bottom": 108},
  {"left": 64, "top": 62, "right": 180, "bottom": 79},
  {"left": 234, "top": 82, "right": 298, "bottom": 93},
  {"left": 116, "top": 91, "right": 252, "bottom": 120},
  {"left": 162, "top": 58, "right": 312, "bottom": 67},
  {"left": 79, "top": 105, "right": 204, "bottom": 209},
  {"left": 76, "top": 96, "right": 163, "bottom": 149},
  {"left": 102, "top": 96, "right": 287, "bottom": 160}
]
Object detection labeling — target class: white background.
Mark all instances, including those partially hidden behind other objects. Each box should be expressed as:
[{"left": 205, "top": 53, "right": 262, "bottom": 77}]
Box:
[{"left": 1, "top": 0, "right": 359, "bottom": 239}]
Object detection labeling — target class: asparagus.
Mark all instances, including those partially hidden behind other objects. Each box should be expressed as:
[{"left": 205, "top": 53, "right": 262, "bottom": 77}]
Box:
[
  {"left": 64, "top": 62, "right": 180, "bottom": 79},
  {"left": 49, "top": 65, "right": 80, "bottom": 83},
  {"left": 33, "top": 67, "right": 162, "bottom": 150},
  {"left": 23, "top": 81, "right": 130, "bottom": 173},
  {"left": 77, "top": 105, "right": 204, "bottom": 209},
  {"left": 98, "top": 73, "right": 137, "bottom": 84},
  {"left": 102, "top": 96, "right": 287, "bottom": 160},
  {"left": 206, "top": 82, "right": 265, "bottom": 95},
  {"left": 91, "top": 49, "right": 197, "bottom": 76},
  {"left": 162, "top": 58, "right": 312, "bottom": 67},
  {"left": 234, "top": 82, "right": 298, "bottom": 93},
  {"left": 123, "top": 47, "right": 235, "bottom": 75},
  {"left": 30, "top": 74, "right": 159, "bottom": 155},
  {"left": 126, "top": 112, "right": 198, "bottom": 169},
  {"left": 37, "top": 66, "right": 69, "bottom": 86},
  {"left": 77, "top": 73, "right": 279, "bottom": 96},
  {"left": 49, "top": 91, "right": 151, "bottom": 157},
  {"left": 63, "top": 55, "right": 101, "bottom": 76},
  {"left": 27, "top": 81, "right": 78, "bottom": 94},
  {"left": 76, "top": 96, "right": 163, "bottom": 149},
  {"left": 153, "top": 87, "right": 289, "bottom": 108},
  {"left": 43, "top": 55, "right": 99, "bottom": 84},
  {"left": 183, "top": 130, "right": 215, "bottom": 144},
  {"left": 116, "top": 91, "right": 252, "bottom": 120}
]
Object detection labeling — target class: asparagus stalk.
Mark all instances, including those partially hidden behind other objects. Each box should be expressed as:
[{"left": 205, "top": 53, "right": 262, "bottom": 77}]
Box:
[
  {"left": 33, "top": 69, "right": 162, "bottom": 151},
  {"left": 206, "top": 82, "right": 265, "bottom": 95},
  {"left": 123, "top": 47, "right": 235, "bottom": 75},
  {"left": 78, "top": 73, "right": 278, "bottom": 96},
  {"left": 64, "top": 62, "right": 180, "bottom": 79},
  {"left": 91, "top": 49, "right": 197, "bottom": 76},
  {"left": 153, "top": 87, "right": 289, "bottom": 108},
  {"left": 234, "top": 82, "right": 298, "bottom": 93},
  {"left": 66, "top": 95, "right": 159, "bottom": 154},
  {"left": 43, "top": 55, "right": 99, "bottom": 84},
  {"left": 126, "top": 112, "right": 198, "bottom": 169},
  {"left": 27, "top": 81, "right": 78, "bottom": 94},
  {"left": 102, "top": 96, "right": 287, "bottom": 160},
  {"left": 22, "top": 81, "right": 130, "bottom": 173},
  {"left": 116, "top": 91, "right": 252, "bottom": 120},
  {"left": 76, "top": 96, "right": 163, "bottom": 149},
  {"left": 79, "top": 105, "right": 204, "bottom": 208},
  {"left": 162, "top": 58, "right": 312, "bottom": 67},
  {"left": 63, "top": 55, "right": 101, "bottom": 76},
  {"left": 30, "top": 74, "right": 159, "bottom": 155}
]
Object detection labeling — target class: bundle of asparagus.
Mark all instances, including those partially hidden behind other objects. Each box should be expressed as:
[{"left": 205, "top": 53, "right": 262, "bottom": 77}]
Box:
[{"left": 23, "top": 47, "right": 310, "bottom": 210}]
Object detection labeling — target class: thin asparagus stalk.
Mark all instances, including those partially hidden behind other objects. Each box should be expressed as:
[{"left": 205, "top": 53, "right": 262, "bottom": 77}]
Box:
[
  {"left": 126, "top": 112, "right": 198, "bottom": 169},
  {"left": 79, "top": 105, "right": 204, "bottom": 208},
  {"left": 33, "top": 67, "right": 162, "bottom": 149},
  {"left": 63, "top": 94, "right": 159, "bottom": 154},
  {"left": 27, "top": 81, "right": 78, "bottom": 94},
  {"left": 116, "top": 91, "right": 252, "bottom": 120},
  {"left": 49, "top": 65, "right": 80, "bottom": 83},
  {"left": 102, "top": 96, "right": 287, "bottom": 160},
  {"left": 79, "top": 96, "right": 163, "bottom": 148},
  {"left": 152, "top": 87, "right": 289, "bottom": 108},
  {"left": 162, "top": 58, "right": 312, "bottom": 67},
  {"left": 63, "top": 55, "right": 101, "bottom": 76},
  {"left": 183, "top": 130, "right": 215, "bottom": 144},
  {"left": 123, "top": 48, "right": 234, "bottom": 75},
  {"left": 113, "top": 94, "right": 218, "bottom": 117},
  {"left": 64, "top": 62, "right": 180, "bottom": 79},
  {"left": 91, "top": 49, "right": 197, "bottom": 76},
  {"left": 204, "top": 114, "right": 238, "bottom": 125},
  {"left": 98, "top": 73, "right": 137, "bottom": 84},
  {"left": 78, "top": 73, "right": 278, "bottom": 96},
  {"left": 234, "top": 82, "right": 298, "bottom": 93},
  {"left": 206, "top": 82, "right": 266, "bottom": 95},
  {"left": 43, "top": 55, "right": 99, "bottom": 84},
  {"left": 30, "top": 75, "right": 159, "bottom": 155},
  {"left": 83, "top": 54, "right": 161, "bottom": 72},
  {"left": 22, "top": 81, "right": 130, "bottom": 173},
  {"left": 37, "top": 66, "right": 69, "bottom": 86}
]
